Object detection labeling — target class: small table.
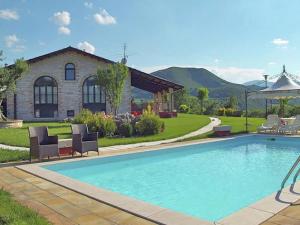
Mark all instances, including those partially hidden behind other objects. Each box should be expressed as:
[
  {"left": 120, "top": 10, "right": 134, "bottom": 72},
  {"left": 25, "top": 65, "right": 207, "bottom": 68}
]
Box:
[
  {"left": 213, "top": 125, "right": 232, "bottom": 137},
  {"left": 58, "top": 139, "right": 74, "bottom": 156}
]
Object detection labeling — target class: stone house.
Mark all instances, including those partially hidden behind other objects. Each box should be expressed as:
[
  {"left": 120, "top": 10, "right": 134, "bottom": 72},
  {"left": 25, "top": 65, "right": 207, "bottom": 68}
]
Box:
[{"left": 5, "top": 46, "right": 183, "bottom": 121}]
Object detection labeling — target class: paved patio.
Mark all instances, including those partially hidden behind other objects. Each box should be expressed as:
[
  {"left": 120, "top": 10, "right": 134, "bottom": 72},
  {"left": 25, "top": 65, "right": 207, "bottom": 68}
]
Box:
[{"left": 0, "top": 167, "right": 157, "bottom": 225}]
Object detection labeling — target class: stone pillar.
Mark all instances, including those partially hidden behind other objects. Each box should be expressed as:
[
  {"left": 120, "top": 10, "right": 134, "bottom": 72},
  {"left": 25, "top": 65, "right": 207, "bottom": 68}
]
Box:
[
  {"left": 169, "top": 88, "right": 174, "bottom": 112},
  {"left": 156, "top": 91, "right": 162, "bottom": 112}
]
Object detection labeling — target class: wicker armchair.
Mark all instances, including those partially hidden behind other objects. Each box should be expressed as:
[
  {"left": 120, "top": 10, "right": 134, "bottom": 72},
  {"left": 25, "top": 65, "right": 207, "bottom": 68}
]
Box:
[
  {"left": 71, "top": 124, "right": 99, "bottom": 156},
  {"left": 28, "top": 126, "right": 59, "bottom": 162}
]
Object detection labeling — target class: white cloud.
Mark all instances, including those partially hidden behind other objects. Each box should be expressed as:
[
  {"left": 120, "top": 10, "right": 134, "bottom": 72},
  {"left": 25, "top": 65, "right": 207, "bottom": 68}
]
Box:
[
  {"left": 94, "top": 9, "right": 116, "bottom": 25},
  {"left": 268, "top": 62, "right": 276, "bottom": 65},
  {"left": 53, "top": 11, "right": 71, "bottom": 26},
  {"left": 214, "top": 58, "right": 220, "bottom": 63},
  {"left": 272, "top": 38, "right": 289, "bottom": 46},
  {"left": 58, "top": 26, "right": 71, "bottom": 35},
  {"left": 0, "top": 9, "right": 19, "bottom": 20},
  {"left": 4, "top": 34, "right": 26, "bottom": 52},
  {"left": 84, "top": 2, "right": 93, "bottom": 9},
  {"left": 5, "top": 34, "right": 19, "bottom": 47},
  {"left": 77, "top": 41, "right": 95, "bottom": 54},
  {"left": 140, "top": 64, "right": 264, "bottom": 84}
]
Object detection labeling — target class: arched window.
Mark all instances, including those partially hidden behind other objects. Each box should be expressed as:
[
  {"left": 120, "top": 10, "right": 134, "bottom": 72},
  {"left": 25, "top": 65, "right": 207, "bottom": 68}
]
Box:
[
  {"left": 82, "top": 76, "right": 106, "bottom": 112},
  {"left": 34, "top": 76, "right": 58, "bottom": 118},
  {"left": 65, "top": 63, "right": 75, "bottom": 80}
]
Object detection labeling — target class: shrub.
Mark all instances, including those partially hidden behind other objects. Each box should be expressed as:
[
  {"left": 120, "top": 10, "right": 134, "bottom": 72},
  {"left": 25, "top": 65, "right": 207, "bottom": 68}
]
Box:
[
  {"left": 73, "top": 109, "right": 116, "bottom": 137},
  {"left": 73, "top": 109, "right": 93, "bottom": 124},
  {"left": 217, "top": 107, "right": 226, "bottom": 116},
  {"left": 135, "top": 114, "right": 163, "bottom": 135},
  {"left": 179, "top": 104, "right": 189, "bottom": 113},
  {"left": 119, "top": 122, "right": 133, "bottom": 137},
  {"left": 135, "top": 105, "right": 164, "bottom": 135}
]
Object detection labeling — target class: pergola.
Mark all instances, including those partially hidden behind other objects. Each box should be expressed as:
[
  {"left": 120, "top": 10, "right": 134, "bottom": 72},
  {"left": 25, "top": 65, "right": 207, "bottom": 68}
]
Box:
[
  {"left": 245, "top": 66, "right": 300, "bottom": 131},
  {"left": 131, "top": 68, "right": 184, "bottom": 113}
]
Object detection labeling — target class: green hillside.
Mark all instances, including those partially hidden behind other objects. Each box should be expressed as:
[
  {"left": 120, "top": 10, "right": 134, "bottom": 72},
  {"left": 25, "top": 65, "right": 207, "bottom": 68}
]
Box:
[{"left": 132, "top": 67, "right": 262, "bottom": 109}]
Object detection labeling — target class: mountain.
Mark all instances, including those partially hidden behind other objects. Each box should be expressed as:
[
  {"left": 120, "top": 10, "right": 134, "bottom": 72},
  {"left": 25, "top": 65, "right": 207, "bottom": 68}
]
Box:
[
  {"left": 133, "top": 67, "right": 262, "bottom": 109},
  {"left": 243, "top": 80, "right": 274, "bottom": 87}
]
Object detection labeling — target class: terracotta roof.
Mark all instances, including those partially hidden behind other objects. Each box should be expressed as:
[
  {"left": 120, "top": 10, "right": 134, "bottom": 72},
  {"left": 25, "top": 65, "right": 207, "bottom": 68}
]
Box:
[{"left": 24, "top": 46, "right": 184, "bottom": 93}]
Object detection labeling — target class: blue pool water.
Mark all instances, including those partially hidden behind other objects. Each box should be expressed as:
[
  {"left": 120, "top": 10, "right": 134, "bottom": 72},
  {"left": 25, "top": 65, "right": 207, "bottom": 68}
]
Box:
[{"left": 44, "top": 135, "right": 300, "bottom": 221}]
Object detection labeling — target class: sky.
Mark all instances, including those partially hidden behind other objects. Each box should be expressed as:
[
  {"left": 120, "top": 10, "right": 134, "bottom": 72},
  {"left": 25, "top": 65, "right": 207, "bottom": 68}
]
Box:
[{"left": 1, "top": 0, "right": 300, "bottom": 83}]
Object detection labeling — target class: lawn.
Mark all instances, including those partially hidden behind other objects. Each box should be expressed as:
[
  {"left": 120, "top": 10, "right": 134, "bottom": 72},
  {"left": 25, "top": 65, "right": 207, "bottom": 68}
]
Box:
[
  {"left": 0, "top": 149, "right": 29, "bottom": 163},
  {"left": 218, "top": 116, "right": 265, "bottom": 134},
  {"left": 181, "top": 116, "right": 266, "bottom": 141},
  {"left": 0, "top": 114, "right": 211, "bottom": 147},
  {"left": 0, "top": 189, "right": 51, "bottom": 225}
]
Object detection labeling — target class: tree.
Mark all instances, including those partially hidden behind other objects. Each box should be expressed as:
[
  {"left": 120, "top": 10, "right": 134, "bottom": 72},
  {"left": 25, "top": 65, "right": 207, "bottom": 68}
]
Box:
[
  {"left": 279, "top": 98, "right": 289, "bottom": 117},
  {"left": 0, "top": 51, "right": 28, "bottom": 121},
  {"left": 228, "top": 96, "right": 238, "bottom": 109},
  {"left": 197, "top": 87, "right": 209, "bottom": 114},
  {"left": 96, "top": 63, "right": 129, "bottom": 115},
  {"left": 173, "top": 88, "right": 189, "bottom": 109}
]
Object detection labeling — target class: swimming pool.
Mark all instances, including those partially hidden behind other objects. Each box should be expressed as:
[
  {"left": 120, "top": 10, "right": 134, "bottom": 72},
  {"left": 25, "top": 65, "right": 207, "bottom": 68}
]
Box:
[{"left": 43, "top": 135, "right": 300, "bottom": 222}]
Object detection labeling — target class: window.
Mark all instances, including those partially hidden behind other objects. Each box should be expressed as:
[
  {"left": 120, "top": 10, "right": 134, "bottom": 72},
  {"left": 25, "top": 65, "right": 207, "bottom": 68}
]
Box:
[
  {"left": 82, "top": 76, "right": 106, "bottom": 112},
  {"left": 65, "top": 63, "right": 75, "bottom": 80},
  {"left": 34, "top": 76, "right": 58, "bottom": 118},
  {"left": 67, "top": 110, "right": 75, "bottom": 117}
]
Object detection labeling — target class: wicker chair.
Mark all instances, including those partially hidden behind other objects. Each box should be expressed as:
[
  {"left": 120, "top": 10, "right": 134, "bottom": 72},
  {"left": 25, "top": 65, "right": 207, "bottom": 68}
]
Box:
[
  {"left": 71, "top": 124, "right": 99, "bottom": 156},
  {"left": 28, "top": 126, "right": 59, "bottom": 162}
]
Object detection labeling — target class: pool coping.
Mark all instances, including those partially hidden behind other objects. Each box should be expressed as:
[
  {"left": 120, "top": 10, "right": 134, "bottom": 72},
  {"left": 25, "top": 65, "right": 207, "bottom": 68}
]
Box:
[{"left": 17, "top": 134, "right": 300, "bottom": 225}]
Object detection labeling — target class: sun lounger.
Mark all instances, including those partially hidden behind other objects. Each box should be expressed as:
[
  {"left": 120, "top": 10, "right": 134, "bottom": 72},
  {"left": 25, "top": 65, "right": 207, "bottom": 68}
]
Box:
[{"left": 257, "top": 114, "right": 280, "bottom": 133}]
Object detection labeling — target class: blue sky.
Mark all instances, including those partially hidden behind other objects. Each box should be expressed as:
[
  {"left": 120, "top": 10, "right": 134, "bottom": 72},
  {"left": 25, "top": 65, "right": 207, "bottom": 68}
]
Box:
[{"left": 0, "top": 0, "right": 299, "bottom": 83}]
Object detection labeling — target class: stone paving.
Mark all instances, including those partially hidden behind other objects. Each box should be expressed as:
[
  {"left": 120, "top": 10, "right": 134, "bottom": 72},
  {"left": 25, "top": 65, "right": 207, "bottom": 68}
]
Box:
[
  {"left": 0, "top": 167, "right": 158, "bottom": 225},
  {"left": 261, "top": 201, "right": 300, "bottom": 225}
]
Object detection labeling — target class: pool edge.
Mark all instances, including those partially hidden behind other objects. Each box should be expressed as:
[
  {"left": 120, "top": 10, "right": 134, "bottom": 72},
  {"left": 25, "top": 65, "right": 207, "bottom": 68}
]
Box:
[{"left": 17, "top": 134, "right": 300, "bottom": 225}]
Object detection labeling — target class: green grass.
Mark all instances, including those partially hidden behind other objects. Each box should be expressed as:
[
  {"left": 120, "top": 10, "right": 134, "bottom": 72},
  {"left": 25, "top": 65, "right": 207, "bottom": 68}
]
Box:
[
  {"left": 181, "top": 116, "right": 266, "bottom": 142},
  {"left": 218, "top": 116, "right": 265, "bottom": 134},
  {"left": 0, "top": 114, "right": 210, "bottom": 147},
  {"left": 0, "top": 149, "right": 29, "bottom": 163},
  {"left": 0, "top": 122, "right": 71, "bottom": 147},
  {"left": 0, "top": 189, "right": 51, "bottom": 225}
]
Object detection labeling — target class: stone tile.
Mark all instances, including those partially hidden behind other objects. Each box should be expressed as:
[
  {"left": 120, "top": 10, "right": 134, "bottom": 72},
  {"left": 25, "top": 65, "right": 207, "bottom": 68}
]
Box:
[
  {"left": 249, "top": 192, "right": 299, "bottom": 214},
  {"left": 260, "top": 222, "right": 277, "bottom": 225},
  {"left": 87, "top": 203, "right": 121, "bottom": 218},
  {"left": 35, "top": 181, "right": 60, "bottom": 190},
  {"left": 60, "top": 192, "right": 93, "bottom": 205},
  {"left": 278, "top": 204, "right": 300, "bottom": 220},
  {"left": 19, "top": 199, "right": 55, "bottom": 217},
  {"left": 73, "top": 213, "right": 115, "bottom": 225},
  {"left": 120, "top": 216, "right": 157, "bottom": 225},
  {"left": 150, "top": 209, "right": 212, "bottom": 225},
  {"left": 218, "top": 207, "right": 273, "bottom": 225},
  {"left": 41, "top": 197, "right": 70, "bottom": 209},
  {"left": 54, "top": 203, "right": 91, "bottom": 219},
  {"left": 265, "top": 214, "right": 300, "bottom": 225},
  {"left": 46, "top": 213, "right": 78, "bottom": 225}
]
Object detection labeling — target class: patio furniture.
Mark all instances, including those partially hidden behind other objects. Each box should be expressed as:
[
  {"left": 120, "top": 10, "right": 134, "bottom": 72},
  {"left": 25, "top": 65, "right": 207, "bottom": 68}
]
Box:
[
  {"left": 71, "top": 124, "right": 99, "bottom": 156},
  {"left": 278, "top": 115, "right": 300, "bottom": 135},
  {"left": 213, "top": 125, "right": 232, "bottom": 137},
  {"left": 257, "top": 114, "right": 280, "bottom": 133},
  {"left": 28, "top": 126, "right": 59, "bottom": 162}
]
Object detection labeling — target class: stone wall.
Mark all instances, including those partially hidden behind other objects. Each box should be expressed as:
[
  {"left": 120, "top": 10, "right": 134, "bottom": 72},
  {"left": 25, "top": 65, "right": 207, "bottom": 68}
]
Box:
[{"left": 6, "top": 51, "right": 132, "bottom": 121}]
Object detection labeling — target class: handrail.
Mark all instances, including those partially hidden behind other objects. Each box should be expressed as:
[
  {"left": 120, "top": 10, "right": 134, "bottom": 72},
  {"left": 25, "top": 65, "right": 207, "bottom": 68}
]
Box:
[{"left": 281, "top": 155, "right": 300, "bottom": 190}]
